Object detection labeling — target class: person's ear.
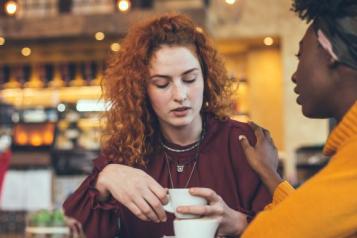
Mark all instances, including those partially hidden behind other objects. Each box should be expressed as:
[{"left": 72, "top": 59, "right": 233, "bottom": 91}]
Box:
[{"left": 327, "top": 56, "right": 340, "bottom": 69}]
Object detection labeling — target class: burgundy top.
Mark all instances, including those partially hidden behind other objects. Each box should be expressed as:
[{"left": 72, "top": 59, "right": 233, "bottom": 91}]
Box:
[{"left": 63, "top": 115, "right": 271, "bottom": 238}]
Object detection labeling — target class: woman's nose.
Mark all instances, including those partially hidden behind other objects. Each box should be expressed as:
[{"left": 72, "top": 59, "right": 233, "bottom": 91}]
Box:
[{"left": 173, "top": 83, "right": 187, "bottom": 103}]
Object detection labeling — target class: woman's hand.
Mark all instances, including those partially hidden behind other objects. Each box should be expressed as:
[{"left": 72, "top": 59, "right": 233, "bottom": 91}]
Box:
[
  {"left": 176, "top": 188, "right": 248, "bottom": 237},
  {"left": 239, "top": 122, "right": 283, "bottom": 194},
  {"left": 96, "top": 164, "right": 168, "bottom": 223},
  {"left": 64, "top": 216, "right": 85, "bottom": 238}
]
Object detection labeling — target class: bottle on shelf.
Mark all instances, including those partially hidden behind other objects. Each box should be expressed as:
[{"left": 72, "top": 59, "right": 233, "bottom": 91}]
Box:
[
  {"left": 48, "top": 65, "right": 65, "bottom": 88},
  {"left": 25, "top": 65, "right": 44, "bottom": 88},
  {"left": 90, "top": 61, "right": 103, "bottom": 86},
  {"left": 3, "top": 66, "right": 22, "bottom": 89},
  {"left": 69, "top": 63, "right": 86, "bottom": 87},
  {"left": 0, "top": 65, "right": 9, "bottom": 90},
  {"left": 83, "top": 62, "right": 93, "bottom": 85}
]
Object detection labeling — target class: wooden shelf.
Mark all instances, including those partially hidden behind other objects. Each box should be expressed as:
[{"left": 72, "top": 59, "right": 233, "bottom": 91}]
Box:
[
  {"left": 1, "top": 86, "right": 102, "bottom": 107},
  {"left": 0, "top": 9, "right": 206, "bottom": 40},
  {"left": 0, "top": 9, "right": 206, "bottom": 64},
  {"left": 10, "top": 151, "right": 51, "bottom": 168}
]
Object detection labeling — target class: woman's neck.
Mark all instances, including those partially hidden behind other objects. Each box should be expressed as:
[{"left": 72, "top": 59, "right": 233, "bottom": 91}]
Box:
[{"left": 160, "top": 117, "right": 203, "bottom": 146}]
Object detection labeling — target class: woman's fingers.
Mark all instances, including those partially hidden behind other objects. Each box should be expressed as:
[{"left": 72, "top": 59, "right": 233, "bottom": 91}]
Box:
[
  {"left": 147, "top": 176, "right": 169, "bottom": 205},
  {"left": 133, "top": 196, "right": 161, "bottom": 222},
  {"left": 176, "top": 204, "right": 217, "bottom": 216},
  {"left": 143, "top": 189, "right": 167, "bottom": 222},
  {"left": 105, "top": 165, "right": 169, "bottom": 223},
  {"left": 188, "top": 187, "right": 220, "bottom": 203},
  {"left": 174, "top": 188, "right": 222, "bottom": 216},
  {"left": 239, "top": 135, "right": 254, "bottom": 156},
  {"left": 127, "top": 202, "right": 150, "bottom": 221},
  {"left": 64, "top": 216, "right": 85, "bottom": 238},
  {"left": 248, "top": 121, "right": 265, "bottom": 142},
  {"left": 247, "top": 122, "right": 278, "bottom": 152}
]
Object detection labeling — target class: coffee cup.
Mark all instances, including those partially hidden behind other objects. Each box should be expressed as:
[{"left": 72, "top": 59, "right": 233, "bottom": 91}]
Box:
[
  {"left": 174, "top": 218, "right": 219, "bottom": 238},
  {"left": 163, "top": 188, "right": 207, "bottom": 219}
]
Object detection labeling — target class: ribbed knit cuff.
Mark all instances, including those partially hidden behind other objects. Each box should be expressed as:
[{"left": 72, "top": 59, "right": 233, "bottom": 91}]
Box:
[{"left": 272, "top": 180, "right": 295, "bottom": 205}]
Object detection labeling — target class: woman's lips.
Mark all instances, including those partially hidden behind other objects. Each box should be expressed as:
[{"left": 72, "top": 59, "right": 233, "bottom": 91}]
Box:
[
  {"left": 171, "top": 107, "right": 190, "bottom": 117},
  {"left": 294, "top": 87, "right": 302, "bottom": 105},
  {"left": 296, "top": 95, "right": 302, "bottom": 105}
]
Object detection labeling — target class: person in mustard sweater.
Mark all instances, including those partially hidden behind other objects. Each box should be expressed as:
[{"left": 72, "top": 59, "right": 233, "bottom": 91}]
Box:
[{"left": 177, "top": 0, "right": 357, "bottom": 237}]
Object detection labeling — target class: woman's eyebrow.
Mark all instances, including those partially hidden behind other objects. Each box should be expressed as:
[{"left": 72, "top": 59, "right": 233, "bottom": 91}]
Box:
[
  {"left": 150, "top": 68, "right": 198, "bottom": 79},
  {"left": 181, "top": 68, "right": 199, "bottom": 76},
  {"left": 150, "top": 74, "right": 171, "bottom": 80}
]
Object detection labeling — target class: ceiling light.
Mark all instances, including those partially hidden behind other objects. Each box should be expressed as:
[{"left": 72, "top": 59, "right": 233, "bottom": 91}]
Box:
[
  {"left": 0, "top": 37, "right": 5, "bottom": 46},
  {"left": 95, "top": 32, "right": 105, "bottom": 41},
  {"left": 5, "top": 0, "right": 18, "bottom": 16},
  {"left": 111, "top": 43, "right": 121, "bottom": 52},
  {"left": 21, "top": 47, "right": 32, "bottom": 57},
  {"left": 225, "top": 0, "right": 236, "bottom": 5},
  {"left": 263, "top": 37, "right": 274, "bottom": 46},
  {"left": 117, "top": 0, "right": 131, "bottom": 12}
]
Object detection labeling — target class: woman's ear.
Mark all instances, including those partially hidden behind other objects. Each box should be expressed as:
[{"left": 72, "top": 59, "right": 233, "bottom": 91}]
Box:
[{"left": 328, "top": 57, "right": 340, "bottom": 69}]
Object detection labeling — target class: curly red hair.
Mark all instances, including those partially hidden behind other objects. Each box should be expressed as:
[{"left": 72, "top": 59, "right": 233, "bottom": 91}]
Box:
[{"left": 102, "top": 14, "right": 236, "bottom": 166}]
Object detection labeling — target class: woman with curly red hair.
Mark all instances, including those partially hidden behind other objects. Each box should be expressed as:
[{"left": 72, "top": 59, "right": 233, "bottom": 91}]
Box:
[{"left": 63, "top": 14, "right": 271, "bottom": 238}]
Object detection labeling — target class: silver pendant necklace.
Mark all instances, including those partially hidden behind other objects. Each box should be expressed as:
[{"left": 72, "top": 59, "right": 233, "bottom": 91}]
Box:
[
  {"left": 161, "top": 120, "right": 205, "bottom": 188},
  {"left": 163, "top": 150, "right": 198, "bottom": 188},
  {"left": 177, "top": 165, "right": 184, "bottom": 173},
  {"left": 164, "top": 152, "right": 197, "bottom": 173}
]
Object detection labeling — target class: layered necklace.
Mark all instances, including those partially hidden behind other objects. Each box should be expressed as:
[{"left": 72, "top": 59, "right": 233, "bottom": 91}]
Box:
[{"left": 161, "top": 121, "right": 205, "bottom": 188}]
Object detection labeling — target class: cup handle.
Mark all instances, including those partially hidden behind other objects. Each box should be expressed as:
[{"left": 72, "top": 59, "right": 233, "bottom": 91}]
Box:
[{"left": 163, "top": 195, "right": 174, "bottom": 213}]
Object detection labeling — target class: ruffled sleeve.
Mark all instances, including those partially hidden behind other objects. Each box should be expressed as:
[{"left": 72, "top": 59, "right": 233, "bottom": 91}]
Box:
[{"left": 63, "top": 156, "right": 121, "bottom": 238}]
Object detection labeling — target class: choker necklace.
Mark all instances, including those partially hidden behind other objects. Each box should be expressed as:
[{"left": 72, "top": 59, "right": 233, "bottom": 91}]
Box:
[{"left": 160, "top": 120, "right": 206, "bottom": 154}]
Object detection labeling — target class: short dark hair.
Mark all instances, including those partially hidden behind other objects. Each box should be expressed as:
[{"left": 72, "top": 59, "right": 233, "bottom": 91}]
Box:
[{"left": 291, "top": 0, "right": 357, "bottom": 23}]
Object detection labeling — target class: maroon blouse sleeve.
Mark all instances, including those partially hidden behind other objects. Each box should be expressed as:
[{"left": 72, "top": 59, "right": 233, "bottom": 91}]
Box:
[
  {"left": 228, "top": 121, "right": 272, "bottom": 221},
  {"left": 63, "top": 156, "right": 121, "bottom": 238}
]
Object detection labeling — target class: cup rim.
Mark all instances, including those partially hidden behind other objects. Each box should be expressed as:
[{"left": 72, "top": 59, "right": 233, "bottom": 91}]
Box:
[{"left": 174, "top": 218, "right": 219, "bottom": 224}]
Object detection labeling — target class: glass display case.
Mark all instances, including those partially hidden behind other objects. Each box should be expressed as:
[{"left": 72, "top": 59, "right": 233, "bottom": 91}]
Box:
[{"left": 51, "top": 101, "right": 104, "bottom": 175}]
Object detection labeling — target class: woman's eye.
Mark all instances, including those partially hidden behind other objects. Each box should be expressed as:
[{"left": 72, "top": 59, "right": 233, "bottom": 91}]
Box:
[
  {"left": 155, "top": 83, "right": 169, "bottom": 88},
  {"left": 184, "top": 78, "right": 196, "bottom": 83}
]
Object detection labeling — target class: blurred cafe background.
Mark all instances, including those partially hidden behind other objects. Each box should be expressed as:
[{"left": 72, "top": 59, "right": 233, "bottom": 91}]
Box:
[{"left": 0, "top": 0, "right": 331, "bottom": 237}]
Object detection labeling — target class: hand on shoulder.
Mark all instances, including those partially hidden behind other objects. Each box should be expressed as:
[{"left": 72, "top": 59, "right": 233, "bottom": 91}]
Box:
[{"left": 239, "top": 122, "right": 283, "bottom": 194}]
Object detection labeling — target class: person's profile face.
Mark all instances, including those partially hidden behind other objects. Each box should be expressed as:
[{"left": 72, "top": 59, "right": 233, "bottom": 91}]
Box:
[
  {"left": 292, "top": 25, "right": 336, "bottom": 118},
  {"left": 146, "top": 45, "right": 204, "bottom": 131}
]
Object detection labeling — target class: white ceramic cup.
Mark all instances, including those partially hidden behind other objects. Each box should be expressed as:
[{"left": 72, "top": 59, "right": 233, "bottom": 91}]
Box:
[
  {"left": 174, "top": 218, "right": 219, "bottom": 238},
  {"left": 163, "top": 188, "right": 207, "bottom": 219}
]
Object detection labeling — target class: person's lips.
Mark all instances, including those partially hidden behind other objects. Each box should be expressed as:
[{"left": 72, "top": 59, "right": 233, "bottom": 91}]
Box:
[
  {"left": 294, "top": 87, "right": 302, "bottom": 105},
  {"left": 296, "top": 95, "right": 302, "bottom": 105},
  {"left": 171, "top": 107, "right": 191, "bottom": 117},
  {"left": 172, "top": 106, "right": 191, "bottom": 112}
]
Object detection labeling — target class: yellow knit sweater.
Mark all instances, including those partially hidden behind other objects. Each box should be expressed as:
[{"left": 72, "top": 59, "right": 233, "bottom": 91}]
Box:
[{"left": 242, "top": 101, "right": 357, "bottom": 238}]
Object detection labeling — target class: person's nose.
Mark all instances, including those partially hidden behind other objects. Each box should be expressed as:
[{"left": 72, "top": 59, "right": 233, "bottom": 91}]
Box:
[{"left": 173, "top": 82, "right": 187, "bottom": 103}]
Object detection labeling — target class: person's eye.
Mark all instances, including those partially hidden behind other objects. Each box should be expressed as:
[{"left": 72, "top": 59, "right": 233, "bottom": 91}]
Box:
[
  {"left": 151, "top": 78, "right": 169, "bottom": 88},
  {"left": 295, "top": 53, "right": 301, "bottom": 58},
  {"left": 155, "top": 83, "right": 169, "bottom": 88},
  {"left": 183, "top": 77, "right": 196, "bottom": 83}
]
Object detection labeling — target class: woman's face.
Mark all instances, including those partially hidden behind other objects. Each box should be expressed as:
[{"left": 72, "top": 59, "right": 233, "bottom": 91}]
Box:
[
  {"left": 292, "top": 25, "right": 337, "bottom": 118},
  {"left": 147, "top": 45, "right": 204, "bottom": 130}
]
